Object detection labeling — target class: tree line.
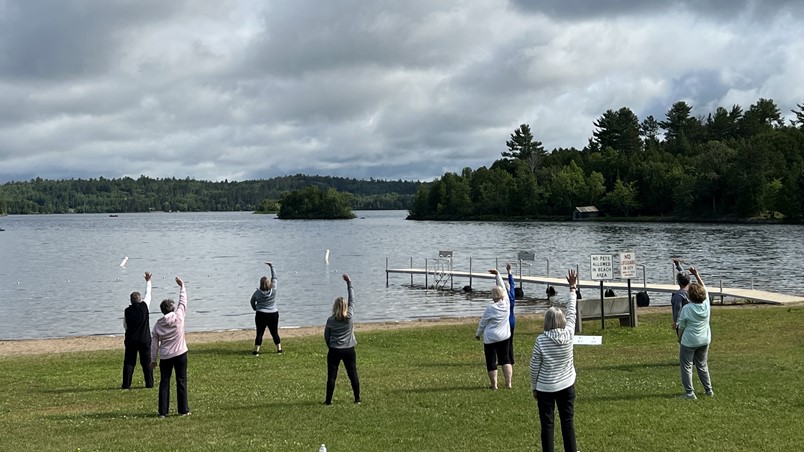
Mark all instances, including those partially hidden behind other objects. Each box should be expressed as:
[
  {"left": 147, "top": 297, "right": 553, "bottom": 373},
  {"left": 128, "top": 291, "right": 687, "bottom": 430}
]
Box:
[
  {"left": 408, "top": 98, "right": 804, "bottom": 222},
  {"left": 0, "top": 175, "right": 419, "bottom": 214}
]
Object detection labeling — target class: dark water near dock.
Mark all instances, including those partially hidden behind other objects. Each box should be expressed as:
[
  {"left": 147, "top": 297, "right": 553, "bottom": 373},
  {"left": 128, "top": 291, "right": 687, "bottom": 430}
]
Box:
[{"left": 1, "top": 211, "right": 802, "bottom": 339}]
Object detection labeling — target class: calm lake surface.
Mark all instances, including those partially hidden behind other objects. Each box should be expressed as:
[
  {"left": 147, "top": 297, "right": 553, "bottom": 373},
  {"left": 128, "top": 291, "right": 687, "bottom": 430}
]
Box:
[{"left": 1, "top": 211, "right": 802, "bottom": 340}]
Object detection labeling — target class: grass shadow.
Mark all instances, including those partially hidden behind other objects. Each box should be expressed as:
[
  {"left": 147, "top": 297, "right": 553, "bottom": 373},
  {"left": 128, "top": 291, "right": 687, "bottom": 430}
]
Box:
[
  {"left": 46, "top": 410, "right": 157, "bottom": 421},
  {"left": 584, "top": 361, "right": 677, "bottom": 372},
  {"left": 583, "top": 392, "right": 683, "bottom": 402},
  {"left": 390, "top": 385, "right": 488, "bottom": 394},
  {"left": 39, "top": 385, "right": 122, "bottom": 394}
]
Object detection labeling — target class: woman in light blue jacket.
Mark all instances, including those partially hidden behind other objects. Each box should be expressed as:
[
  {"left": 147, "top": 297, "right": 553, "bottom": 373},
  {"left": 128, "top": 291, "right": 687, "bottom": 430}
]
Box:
[{"left": 677, "top": 266, "right": 714, "bottom": 399}]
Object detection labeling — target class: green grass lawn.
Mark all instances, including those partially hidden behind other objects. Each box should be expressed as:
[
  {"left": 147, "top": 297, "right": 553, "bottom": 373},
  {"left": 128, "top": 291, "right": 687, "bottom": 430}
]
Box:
[{"left": 1, "top": 307, "right": 803, "bottom": 451}]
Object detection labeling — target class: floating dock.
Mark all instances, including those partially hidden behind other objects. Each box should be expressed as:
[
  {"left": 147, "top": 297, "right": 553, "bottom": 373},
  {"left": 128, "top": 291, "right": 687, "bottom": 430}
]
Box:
[{"left": 385, "top": 267, "right": 804, "bottom": 306}]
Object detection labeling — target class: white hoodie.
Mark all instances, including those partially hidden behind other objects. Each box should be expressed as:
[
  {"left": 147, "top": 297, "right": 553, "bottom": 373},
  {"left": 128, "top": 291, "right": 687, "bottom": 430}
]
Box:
[{"left": 476, "top": 273, "right": 511, "bottom": 344}]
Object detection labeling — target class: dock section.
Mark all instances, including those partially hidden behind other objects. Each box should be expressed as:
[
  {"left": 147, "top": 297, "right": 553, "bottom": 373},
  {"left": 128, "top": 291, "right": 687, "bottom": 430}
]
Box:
[{"left": 385, "top": 267, "right": 804, "bottom": 306}]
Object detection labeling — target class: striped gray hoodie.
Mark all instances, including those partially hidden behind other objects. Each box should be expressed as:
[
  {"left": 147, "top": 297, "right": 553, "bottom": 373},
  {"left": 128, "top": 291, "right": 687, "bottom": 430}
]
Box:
[{"left": 530, "top": 291, "right": 577, "bottom": 392}]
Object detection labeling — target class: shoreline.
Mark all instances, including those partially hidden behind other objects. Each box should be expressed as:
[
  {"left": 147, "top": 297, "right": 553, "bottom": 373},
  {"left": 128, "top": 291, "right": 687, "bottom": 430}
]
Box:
[{"left": 0, "top": 306, "right": 684, "bottom": 357}]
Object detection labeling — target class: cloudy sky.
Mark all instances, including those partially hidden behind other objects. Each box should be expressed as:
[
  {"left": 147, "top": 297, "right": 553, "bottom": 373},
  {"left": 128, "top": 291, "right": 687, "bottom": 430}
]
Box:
[{"left": 1, "top": 0, "right": 802, "bottom": 183}]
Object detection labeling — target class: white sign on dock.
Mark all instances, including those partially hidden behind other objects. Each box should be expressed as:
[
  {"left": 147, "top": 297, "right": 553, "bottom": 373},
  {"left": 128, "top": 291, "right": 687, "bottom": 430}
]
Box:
[
  {"left": 590, "top": 254, "right": 613, "bottom": 280},
  {"left": 574, "top": 335, "right": 602, "bottom": 345},
  {"left": 619, "top": 251, "right": 637, "bottom": 279}
]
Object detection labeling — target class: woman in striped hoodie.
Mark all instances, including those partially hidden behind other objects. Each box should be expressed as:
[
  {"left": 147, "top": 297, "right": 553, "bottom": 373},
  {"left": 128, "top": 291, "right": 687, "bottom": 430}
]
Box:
[{"left": 530, "top": 269, "right": 578, "bottom": 452}]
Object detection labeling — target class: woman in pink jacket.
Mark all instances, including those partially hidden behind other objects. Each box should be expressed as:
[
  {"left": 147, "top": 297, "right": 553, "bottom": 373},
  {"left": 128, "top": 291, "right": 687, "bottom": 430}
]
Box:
[{"left": 150, "top": 276, "right": 190, "bottom": 418}]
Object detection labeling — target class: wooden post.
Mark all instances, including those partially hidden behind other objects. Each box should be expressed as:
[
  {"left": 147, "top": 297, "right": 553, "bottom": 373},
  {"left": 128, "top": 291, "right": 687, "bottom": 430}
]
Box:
[
  {"left": 469, "top": 257, "right": 473, "bottom": 290},
  {"left": 425, "top": 258, "right": 429, "bottom": 290},
  {"left": 385, "top": 257, "right": 389, "bottom": 287},
  {"left": 410, "top": 257, "right": 413, "bottom": 287}
]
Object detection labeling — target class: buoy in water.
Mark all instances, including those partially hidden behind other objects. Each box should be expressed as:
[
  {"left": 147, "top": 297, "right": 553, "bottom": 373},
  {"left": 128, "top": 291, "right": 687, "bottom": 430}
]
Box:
[{"left": 119, "top": 256, "right": 129, "bottom": 267}]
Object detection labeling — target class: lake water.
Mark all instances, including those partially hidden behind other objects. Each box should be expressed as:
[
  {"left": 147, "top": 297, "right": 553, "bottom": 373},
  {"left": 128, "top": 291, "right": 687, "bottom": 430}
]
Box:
[{"left": 1, "top": 211, "right": 802, "bottom": 340}]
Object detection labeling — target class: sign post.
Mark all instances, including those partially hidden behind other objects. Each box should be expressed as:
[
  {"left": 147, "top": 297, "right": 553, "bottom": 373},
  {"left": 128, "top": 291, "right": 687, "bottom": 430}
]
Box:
[
  {"left": 590, "top": 254, "right": 613, "bottom": 329},
  {"left": 619, "top": 251, "right": 637, "bottom": 327}
]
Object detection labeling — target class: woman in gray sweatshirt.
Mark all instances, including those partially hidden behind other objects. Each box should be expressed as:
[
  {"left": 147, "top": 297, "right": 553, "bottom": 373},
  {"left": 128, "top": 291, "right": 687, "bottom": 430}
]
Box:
[
  {"left": 323, "top": 273, "right": 360, "bottom": 405},
  {"left": 250, "top": 262, "right": 282, "bottom": 355}
]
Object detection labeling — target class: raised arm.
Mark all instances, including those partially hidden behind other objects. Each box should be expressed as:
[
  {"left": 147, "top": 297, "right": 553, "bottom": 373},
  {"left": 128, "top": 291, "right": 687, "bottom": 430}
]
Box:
[
  {"left": 689, "top": 266, "right": 705, "bottom": 287},
  {"left": 174, "top": 277, "right": 187, "bottom": 320},
  {"left": 506, "top": 263, "right": 516, "bottom": 303},
  {"left": 489, "top": 268, "right": 509, "bottom": 305},
  {"left": 266, "top": 262, "right": 277, "bottom": 290},
  {"left": 343, "top": 274, "right": 354, "bottom": 319},
  {"left": 564, "top": 269, "right": 578, "bottom": 333},
  {"left": 143, "top": 272, "right": 153, "bottom": 308}
]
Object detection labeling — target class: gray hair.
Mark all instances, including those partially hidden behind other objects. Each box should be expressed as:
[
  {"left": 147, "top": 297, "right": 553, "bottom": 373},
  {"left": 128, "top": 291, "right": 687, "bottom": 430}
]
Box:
[
  {"left": 160, "top": 299, "right": 175, "bottom": 315},
  {"left": 543, "top": 307, "right": 567, "bottom": 331}
]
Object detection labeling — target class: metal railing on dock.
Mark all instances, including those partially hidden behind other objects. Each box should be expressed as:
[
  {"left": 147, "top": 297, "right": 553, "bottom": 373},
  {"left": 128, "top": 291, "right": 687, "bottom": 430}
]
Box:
[{"left": 385, "top": 256, "right": 804, "bottom": 306}]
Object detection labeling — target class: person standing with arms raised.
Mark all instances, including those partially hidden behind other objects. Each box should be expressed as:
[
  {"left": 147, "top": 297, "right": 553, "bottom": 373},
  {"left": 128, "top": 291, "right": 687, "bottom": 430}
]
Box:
[
  {"left": 323, "top": 274, "right": 361, "bottom": 405},
  {"left": 250, "top": 261, "right": 282, "bottom": 356},
  {"left": 150, "top": 276, "right": 191, "bottom": 417},
  {"left": 476, "top": 268, "right": 512, "bottom": 390},
  {"left": 122, "top": 271, "right": 154, "bottom": 389},
  {"left": 530, "top": 269, "right": 579, "bottom": 452},
  {"left": 677, "top": 266, "right": 714, "bottom": 399}
]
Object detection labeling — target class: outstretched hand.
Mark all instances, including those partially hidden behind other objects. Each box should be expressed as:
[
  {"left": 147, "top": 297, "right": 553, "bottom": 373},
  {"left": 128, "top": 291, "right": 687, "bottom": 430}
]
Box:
[
  {"left": 265, "top": 261, "right": 272, "bottom": 267},
  {"left": 144, "top": 271, "right": 152, "bottom": 282},
  {"left": 342, "top": 273, "right": 351, "bottom": 283},
  {"left": 565, "top": 269, "right": 578, "bottom": 287},
  {"left": 506, "top": 263, "right": 512, "bottom": 273},
  {"left": 175, "top": 276, "right": 184, "bottom": 287},
  {"left": 688, "top": 266, "right": 699, "bottom": 276},
  {"left": 488, "top": 268, "right": 499, "bottom": 275}
]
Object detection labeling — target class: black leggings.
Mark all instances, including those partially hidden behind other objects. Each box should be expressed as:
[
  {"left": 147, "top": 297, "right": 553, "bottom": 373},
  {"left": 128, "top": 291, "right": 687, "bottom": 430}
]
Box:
[
  {"left": 255, "top": 311, "right": 280, "bottom": 346},
  {"left": 484, "top": 339, "right": 512, "bottom": 371},
  {"left": 122, "top": 341, "right": 153, "bottom": 389},
  {"left": 158, "top": 352, "right": 189, "bottom": 416},
  {"left": 325, "top": 347, "right": 360, "bottom": 404}
]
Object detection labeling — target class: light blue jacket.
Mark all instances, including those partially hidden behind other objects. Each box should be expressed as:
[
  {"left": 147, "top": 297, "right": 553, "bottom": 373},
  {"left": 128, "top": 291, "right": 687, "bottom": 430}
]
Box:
[{"left": 678, "top": 291, "right": 711, "bottom": 348}]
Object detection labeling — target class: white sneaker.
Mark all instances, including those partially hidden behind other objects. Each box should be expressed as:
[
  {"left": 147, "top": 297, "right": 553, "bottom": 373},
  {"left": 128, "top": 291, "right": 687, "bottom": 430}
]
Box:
[{"left": 681, "top": 392, "right": 697, "bottom": 400}]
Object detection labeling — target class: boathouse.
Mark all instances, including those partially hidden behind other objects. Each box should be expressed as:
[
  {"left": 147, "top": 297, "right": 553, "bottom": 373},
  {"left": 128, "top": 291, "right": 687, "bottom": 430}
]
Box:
[{"left": 573, "top": 206, "right": 599, "bottom": 220}]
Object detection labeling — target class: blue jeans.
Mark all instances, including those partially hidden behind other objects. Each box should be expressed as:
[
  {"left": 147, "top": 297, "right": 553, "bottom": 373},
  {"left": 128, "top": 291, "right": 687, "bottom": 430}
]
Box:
[{"left": 536, "top": 385, "right": 577, "bottom": 452}]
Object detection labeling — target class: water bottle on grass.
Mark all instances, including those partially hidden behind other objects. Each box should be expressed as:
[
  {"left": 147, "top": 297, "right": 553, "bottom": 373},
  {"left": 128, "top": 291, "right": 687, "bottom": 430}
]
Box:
[{"left": 319, "top": 444, "right": 327, "bottom": 452}]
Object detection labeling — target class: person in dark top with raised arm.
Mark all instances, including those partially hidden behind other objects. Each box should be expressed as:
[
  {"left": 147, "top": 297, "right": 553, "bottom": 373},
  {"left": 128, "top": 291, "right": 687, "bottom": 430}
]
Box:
[
  {"left": 671, "top": 259, "right": 691, "bottom": 333},
  {"left": 250, "top": 261, "right": 282, "bottom": 356},
  {"left": 323, "top": 274, "right": 360, "bottom": 405},
  {"left": 506, "top": 263, "right": 517, "bottom": 366},
  {"left": 122, "top": 271, "right": 154, "bottom": 389}
]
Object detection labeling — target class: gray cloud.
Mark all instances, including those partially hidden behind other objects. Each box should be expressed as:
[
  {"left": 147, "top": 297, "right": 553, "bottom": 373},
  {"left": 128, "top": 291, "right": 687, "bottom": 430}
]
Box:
[{"left": 1, "top": 0, "right": 803, "bottom": 183}]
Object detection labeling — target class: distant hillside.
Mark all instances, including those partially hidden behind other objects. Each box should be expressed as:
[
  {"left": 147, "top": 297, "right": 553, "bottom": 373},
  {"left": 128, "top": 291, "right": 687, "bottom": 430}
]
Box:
[{"left": 0, "top": 174, "right": 421, "bottom": 214}]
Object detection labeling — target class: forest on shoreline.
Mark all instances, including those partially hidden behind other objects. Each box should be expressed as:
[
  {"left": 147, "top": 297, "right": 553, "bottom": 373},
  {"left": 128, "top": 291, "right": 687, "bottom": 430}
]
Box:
[
  {"left": 0, "top": 174, "right": 418, "bottom": 214},
  {"left": 408, "top": 98, "right": 804, "bottom": 223}
]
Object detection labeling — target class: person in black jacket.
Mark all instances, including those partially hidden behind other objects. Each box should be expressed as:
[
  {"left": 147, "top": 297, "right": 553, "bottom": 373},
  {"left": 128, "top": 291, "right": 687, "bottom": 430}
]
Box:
[{"left": 122, "top": 271, "right": 154, "bottom": 389}]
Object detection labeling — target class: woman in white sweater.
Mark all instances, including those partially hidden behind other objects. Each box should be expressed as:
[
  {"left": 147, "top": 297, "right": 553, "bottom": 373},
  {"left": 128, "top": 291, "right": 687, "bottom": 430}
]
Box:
[
  {"left": 530, "top": 269, "right": 578, "bottom": 452},
  {"left": 476, "top": 268, "right": 512, "bottom": 390}
]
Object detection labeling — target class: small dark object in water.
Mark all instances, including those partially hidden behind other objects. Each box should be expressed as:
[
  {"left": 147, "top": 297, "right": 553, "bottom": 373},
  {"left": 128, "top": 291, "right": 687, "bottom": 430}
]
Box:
[
  {"left": 514, "top": 287, "right": 524, "bottom": 299},
  {"left": 463, "top": 285, "right": 472, "bottom": 292},
  {"left": 109, "top": 214, "right": 118, "bottom": 217}
]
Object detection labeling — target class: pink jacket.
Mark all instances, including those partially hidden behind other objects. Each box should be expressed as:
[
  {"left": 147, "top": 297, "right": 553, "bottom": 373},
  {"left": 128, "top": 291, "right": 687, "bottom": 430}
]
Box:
[{"left": 151, "top": 286, "right": 188, "bottom": 362}]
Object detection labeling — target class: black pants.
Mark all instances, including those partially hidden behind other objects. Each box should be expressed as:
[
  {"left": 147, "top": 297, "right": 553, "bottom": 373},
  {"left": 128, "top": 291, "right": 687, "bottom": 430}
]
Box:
[
  {"left": 255, "top": 311, "right": 281, "bottom": 346},
  {"left": 483, "top": 339, "right": 512, "bottom": 371},
  {"left": 507, "top": 325, "right": 516, "bottom": 365},
  {"left": 325, "top": 347, "right": 360, "bottom": 404},
  {"left": 536, "top": 385, "right": 577, "bottom": 452},
  {"left": 122, "top": 341, "right": 153, "bottom": 389},
  {"left": 158, "top": 352, "right": 189, "bottom": 416}
]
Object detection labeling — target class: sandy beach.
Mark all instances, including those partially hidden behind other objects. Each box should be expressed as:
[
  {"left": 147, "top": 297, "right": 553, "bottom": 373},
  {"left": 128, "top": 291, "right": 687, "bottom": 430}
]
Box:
[{"left": 0, "top": 305, "right": 692, "bottom": 357}]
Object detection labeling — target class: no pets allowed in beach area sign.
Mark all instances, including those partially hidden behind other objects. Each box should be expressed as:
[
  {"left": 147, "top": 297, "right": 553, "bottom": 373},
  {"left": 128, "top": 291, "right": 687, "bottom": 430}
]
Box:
[{"left": 590, "top": 254, "right": 613, "bottom": 280}]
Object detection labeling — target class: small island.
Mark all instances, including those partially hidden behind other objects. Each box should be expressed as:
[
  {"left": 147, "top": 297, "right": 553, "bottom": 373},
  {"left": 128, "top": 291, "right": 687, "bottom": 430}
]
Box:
[{"left": 275, "top": 186, "right": 356, "bottom": 219}]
